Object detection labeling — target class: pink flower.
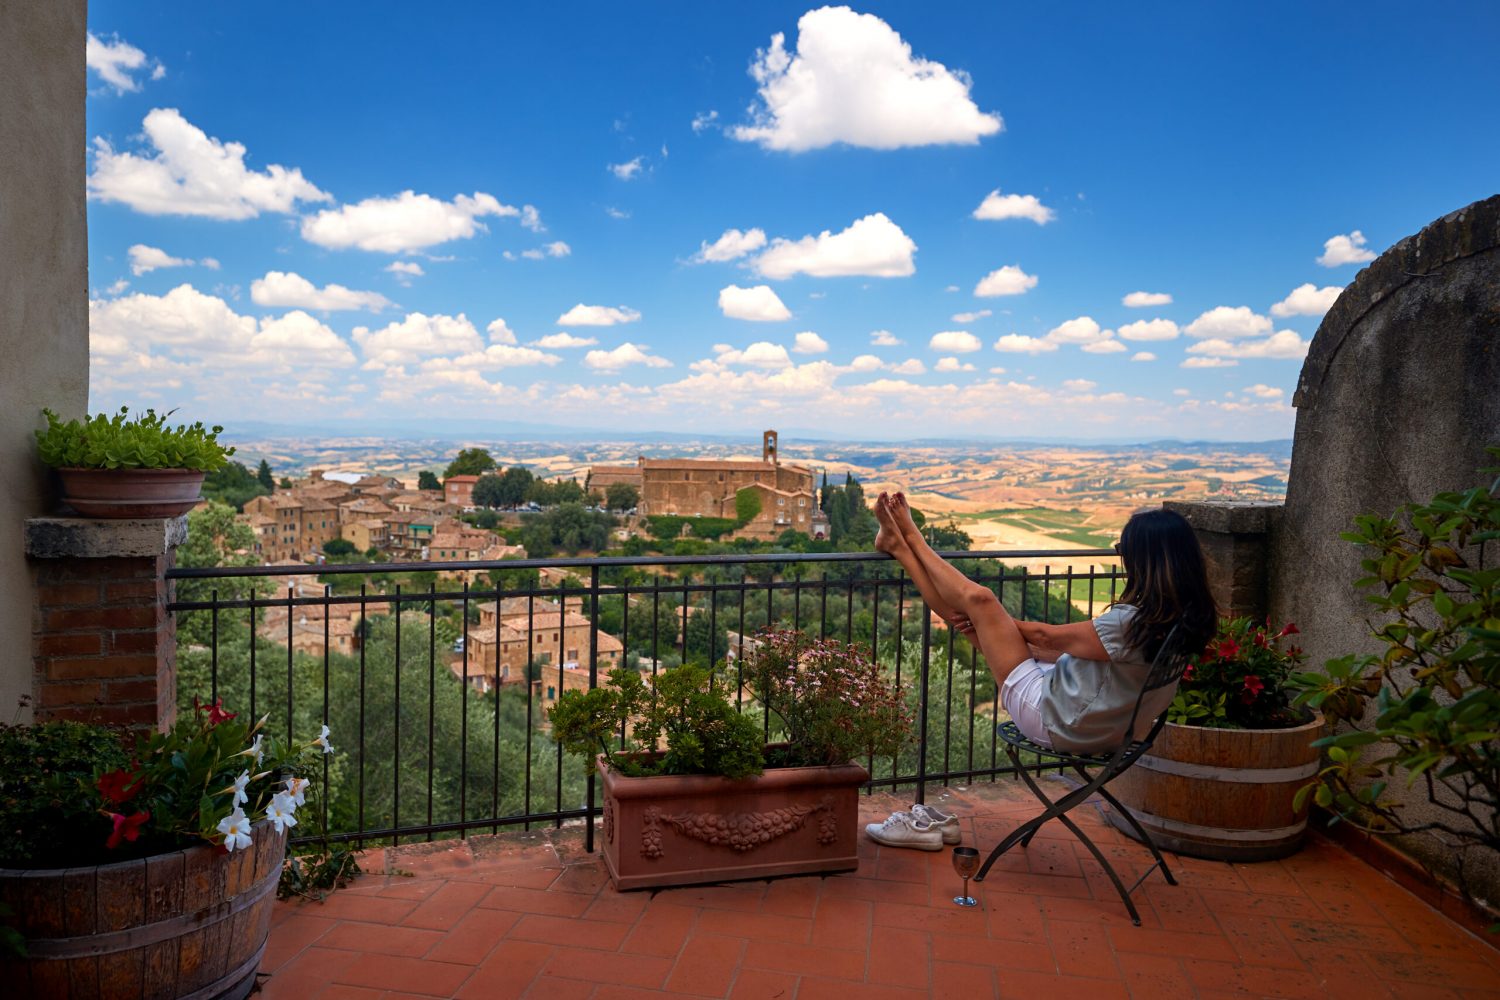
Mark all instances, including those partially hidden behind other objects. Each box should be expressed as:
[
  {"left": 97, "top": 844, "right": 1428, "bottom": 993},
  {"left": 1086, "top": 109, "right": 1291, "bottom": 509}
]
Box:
[
  {"left": 97, "top": 769, "right": 143, "bottom": 806},
  {"left": 1276, "top": 622, "right": 1301, "bottom": 639},
  {"left": 1215, "top": 638, "right": 1241, "bottom": 661},
  {"left": 194, "top": 697, "right": 237, "bottom": 726},
  {"left": 104, "top": 810, "right": 150, "bottom": 849}
]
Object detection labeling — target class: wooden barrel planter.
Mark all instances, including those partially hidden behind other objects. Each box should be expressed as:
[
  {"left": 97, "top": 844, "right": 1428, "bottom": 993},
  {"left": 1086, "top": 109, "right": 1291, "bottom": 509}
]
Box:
[
  {"left": 1106, "top": 712, "right": 1325, "bottom": 862},
  {"left": 0, "top": 821, "right": 287, "bottom": 999}
]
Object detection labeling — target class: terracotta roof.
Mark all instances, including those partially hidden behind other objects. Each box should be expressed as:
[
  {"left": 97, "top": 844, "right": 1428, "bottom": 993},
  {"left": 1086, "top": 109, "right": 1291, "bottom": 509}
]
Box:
[
  {"left": 641, "top": 459, "right": 793, "bottom": 472},
  {"left": 445, "top": 475, "right": 480, "bottom": 484}
]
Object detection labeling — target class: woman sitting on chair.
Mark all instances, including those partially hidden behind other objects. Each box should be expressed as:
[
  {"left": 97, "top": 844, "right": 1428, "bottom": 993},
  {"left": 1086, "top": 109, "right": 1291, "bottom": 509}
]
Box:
[{"left": 873, "top": 494, "right": 1217, "bottom": 754}]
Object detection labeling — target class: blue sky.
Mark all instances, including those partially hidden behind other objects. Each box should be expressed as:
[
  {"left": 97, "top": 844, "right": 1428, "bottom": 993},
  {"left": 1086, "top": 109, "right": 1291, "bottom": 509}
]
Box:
[{"left": 84, "top": 2, "right": 1500, "bottom": 441}]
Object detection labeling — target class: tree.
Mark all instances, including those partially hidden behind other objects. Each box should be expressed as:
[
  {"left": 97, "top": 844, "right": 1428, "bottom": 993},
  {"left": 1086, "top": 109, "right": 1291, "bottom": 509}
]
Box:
[
  {"left": 605, "top": 483, "right": 640, "bottom": 512},
  {"left": 417, "top": 470, "right": 440, "bottom": 491},
  {"left": 279, "top": 477, "right": 292, "bottom": 489},
  {"left": 518, "top": 502, "right": 615, "bottom": 556},
  {"left": 202, "top": 461, "right": 268, "bottom": 511},
  {"left": 472, "top": 473, "right": 506, "bottom": 509},
  {"left": 256, "top": 459, "right": 274, "bottom": 490},
  {"left": 496, "top": 466, "right": 536, "bottom": 507},
  {"left": 175, "top": 501, "right": 263, "bottom": 647},
  {"left": 443, "top": 448, "right": 497, "bottom": 480},
  {"left": 323, "top": 538, "right": 357, "bottom": 557}
]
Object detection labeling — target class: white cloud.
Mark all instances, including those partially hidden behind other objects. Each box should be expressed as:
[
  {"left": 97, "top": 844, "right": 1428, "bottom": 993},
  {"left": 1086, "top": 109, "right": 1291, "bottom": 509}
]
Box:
[
  {"left": 890, "top": 358, "right": 927, "bottom": 375},
  {"left": 200, "top": 258, "right": 221, "bottom": 270},
  {"left": 1318, "top": 230, "right": 1377, "bottom": 267},
  {"left": 531, "top": 333, "right": 599, "bottom": 349},
  {"left": 974, "top": 265, "right": 1037, "bottom": 297},
  {"left": 928, "top": 330, "right": 981, "bottom": 354},
  {"left": 993, "top": 333, "right": 1057, "bottom": 354},
  {"left": 486, "top": 318, "right": 517, "bottom": 345},
  {"left": 1130, "top": 351, "right": 1157, "bottom": 362},
  {"left": 1172, "top": 388, "right": 1191, "bottom": 396},
  {"left": 870, "top": 329, "right": 903, "bottom": 346},
  {"left": 793, "top": 331, "right": 829, "bottom": 354},
  {"left": 385, "top": 261, "right": 424, "bottom": 284},
  {"left": 752, "top": 213, "right": 916, "bottom": 279},
  {"left": 1182, "top": 357, "right": 1238, "bottom": 368},
  {"left": 583, "top": 342, "right": 672, "bottom": 371},
  {"left": 731, "top": 7, "right": 1001, "bottom": 151},
  {"left": 935, "top": 357, "right": 975, "bottom": 372},
  {"left": 104, "top": 279, "right": 130, "bottom": 296},
  {"left": 1270, "top": 283, "right": 1344, "bottom": 317},
  {"left": 1184, "top": 306, "right": 1273, "bottom": 340},
  {"left": 609, "top": 157, "right": 644, "bottom": 180},
  {"left": 91, "top": 284, "right": 256, "bottom": 355},
  {"left": 718, "top": 284, "right": 792, "bottom": 322},
  {"left": 1063, "top": 378, "right": 1097, "bottom": 392},
  {"left": 972, "top": 189, "right": 1054, "bottom": 224},
  {"left": 713, "top": 341, "right": 794, "bottom": 369},
  {"left": 520, "top": 241, "right": 571, "bottom": 260},
  {"left": 1117, "top": 318, "right": 1180, "bottom": 341},
  {"left": 1245, "top": 384, "right": 1285, "bottom": 399},
  {"left": 1045, "top": 316, "right": 1106, "bottom": 344},
  {"left": 691, "top": 110, "right": 720, "bottom": 133},
  {"left": 557, "top": 303, "right": 642, "bottom": 326},
  {"left": 1186, "top": 329, "right": 1311, "bottom": 361},
  {"left": 1081, "top": 339, "right": 1127, "bottom": 354},
  {"left": 86, "top": 33, "right": 162, "bottom": 94},
  {"left": 250, "top": 271, "right": 393, "bottom": 312},
  {"left": 88, "top": 108, "right": 330, "bottom": 220},
  {"left": 693, "top": 228, "right": 768, "bottom": 263},
  {"left": 301, "top": 190, "right": 521, "bottom": 253},
  {"left": 848, "top": 354, "right": 885, "bottom": 372},
  {"left": 951, "top": 309, "right": 992, "bottom": 324},
  {"left": 519, "top": 205, "right": 544, "bottom": 233},
  {"left": 1122, "top": 291, "right": 1172, "bottom": 308},
  {"left": 419, "top": 343, "right": 561, "bottom": 372},
  {"left": 252, "top": 311, "right": 358, "bottom": 368},
  {"left": 605, "top": 206, "right": 631, "bottom": 220},
  {"left": 127, "top": 244, "right": 193, "bottom": 276},
  {"left": 352, "top": 312, "right": 485, "bottom": 368}
]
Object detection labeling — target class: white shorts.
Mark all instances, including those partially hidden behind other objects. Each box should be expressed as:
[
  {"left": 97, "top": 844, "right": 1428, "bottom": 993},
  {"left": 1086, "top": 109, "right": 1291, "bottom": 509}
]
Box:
[{"left": 1001, "top": 658, "right": 1054, "bottom": 747}]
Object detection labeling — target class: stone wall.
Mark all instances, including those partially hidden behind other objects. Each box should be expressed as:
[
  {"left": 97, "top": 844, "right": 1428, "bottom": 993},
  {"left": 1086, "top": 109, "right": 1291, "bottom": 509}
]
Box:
[
  {"left": 0, "top": 1, "right": 90, "bottom": 719},
  {"left": 1270, "top": 194, "right": 1500, "bottom": 898}
]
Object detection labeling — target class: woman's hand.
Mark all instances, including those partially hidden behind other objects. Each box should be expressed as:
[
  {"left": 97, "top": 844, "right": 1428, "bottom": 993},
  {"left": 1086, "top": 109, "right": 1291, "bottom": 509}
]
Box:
[
  {"left": 1016, "top": 619, "right": 1050, "bottom": 645},
  {"left": 944, "top": 613, "right": 977, "bottom": 636}
]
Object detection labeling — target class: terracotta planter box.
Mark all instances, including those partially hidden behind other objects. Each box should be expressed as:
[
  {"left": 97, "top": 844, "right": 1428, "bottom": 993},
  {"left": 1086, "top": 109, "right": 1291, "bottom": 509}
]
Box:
[
  {"left": 57, "top": 467, "right": 206, "bottom": 519},
  {"left": 1106, "top": 711, "right": 1326, "bottom": 862},
  {"left": 0, "top": 822, "right": 287, "bottom": 999},
  {"left": 598, "top": 754, "right": 869, "bottom": 890}
]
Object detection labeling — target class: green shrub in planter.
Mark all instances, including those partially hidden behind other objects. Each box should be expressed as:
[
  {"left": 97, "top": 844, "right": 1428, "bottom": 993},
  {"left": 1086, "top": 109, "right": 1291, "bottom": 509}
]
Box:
[{"left": 36, "top": 406, "right": 233, "bottom": 471}]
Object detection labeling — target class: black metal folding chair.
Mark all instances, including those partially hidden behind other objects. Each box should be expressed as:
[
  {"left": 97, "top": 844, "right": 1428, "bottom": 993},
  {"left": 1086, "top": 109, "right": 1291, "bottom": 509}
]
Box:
[{"left": 973, "top": 623, "right": 1195, "bottom": 925}]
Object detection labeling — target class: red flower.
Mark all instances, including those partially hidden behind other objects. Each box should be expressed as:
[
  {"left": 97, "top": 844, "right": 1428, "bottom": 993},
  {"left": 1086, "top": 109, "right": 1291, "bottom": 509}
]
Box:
[
  {"left": 1182, "top": 664, "right": 1195, "bottom": 681},
  {"left": 97, "top": 769, "right": 144, "bottom": 806},
  {"left": 1252, "top": 630, "right": 1269, "bottom": 649},
  {"left": 193, "top": 697, "right": 237, "bottom": 725},
  {"left": 1215, "top": 638, "right": 1241, "bottom": 661},
  {"left": 104, "top": 810, "right": 150, "bottom": 850},
  {"left": 1276, "top": 622, "right": 1300, "bottom": 639},
  {"left": 1242, "top": 674, "right": 1264, "bottom": 698}
]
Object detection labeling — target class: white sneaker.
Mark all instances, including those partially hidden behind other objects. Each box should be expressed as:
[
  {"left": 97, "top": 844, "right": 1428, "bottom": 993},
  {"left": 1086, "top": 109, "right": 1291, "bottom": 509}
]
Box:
[
  {"left": 911, "top": 803, "right": 961, "bottom": 845},
  {"left": 865, "top": 811, "right": 944, "bottom": 851}
]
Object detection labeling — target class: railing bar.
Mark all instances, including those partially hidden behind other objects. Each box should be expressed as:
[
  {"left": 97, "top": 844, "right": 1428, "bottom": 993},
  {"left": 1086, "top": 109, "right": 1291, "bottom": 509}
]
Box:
[
  {"left": 286, "top": 585, "right": 294, "bottom": 745},
  {"left": 248, "top": 600, "right": 256, "bottom": 724},
  {"left": 524, "top": 579, "right": 535, "bottom": 831},
  {"left": 819, "top": 574, "right": 829, "bottom": 639},
  {"left": 427, "top": 583, "right": 436, "bottom": 840},
  {"left": 736, "top": 578, "right": 746, "bottom": 711},
  {"left": 210, "top": 589, "right": 219, "bottom": 704},
  {"left": 393, "top": 583, "right": 401, "bottom": 847},
  {"left": 916, "top": 606, "right": 931, "bottom": 806},
  {"left": 492, "top": 581, "right": 501, "bottom": 836},
  {"left": 460, "top": 582, "right": 469, "bottom": 835},
  {"left": 586, "top": 565, "right": 600, "bottom": 854},
  {"left": 551, "top": 589, "right": 562, "bottom": 829},
  {"left": 943, "top": 609, "right": 954, "bottom": 788},
  {"left": 358, "top": 584, "right": 367, "bottom": 849},
  {"left": 322, "top": 585, "right": 331, "bottom": 846}
]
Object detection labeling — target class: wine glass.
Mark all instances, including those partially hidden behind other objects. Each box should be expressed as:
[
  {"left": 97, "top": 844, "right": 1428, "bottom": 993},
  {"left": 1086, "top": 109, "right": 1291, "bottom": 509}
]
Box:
[{"left": 952, "top": 846, "right": 980, "bottom": 907}]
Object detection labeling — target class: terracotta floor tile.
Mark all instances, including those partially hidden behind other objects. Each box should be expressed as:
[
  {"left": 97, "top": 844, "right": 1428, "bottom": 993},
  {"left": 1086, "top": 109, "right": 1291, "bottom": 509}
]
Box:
[
  {"left": 256, "top": 781, "right": 1500, "bottom": 1000},
  {"left": 664, "top": 932, "right": 746, "bottom": 996}
]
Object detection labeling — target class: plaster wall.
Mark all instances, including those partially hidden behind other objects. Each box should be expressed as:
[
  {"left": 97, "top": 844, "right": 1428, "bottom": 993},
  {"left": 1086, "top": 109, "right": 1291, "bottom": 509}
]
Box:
[
  {"left": 1271, "top": 194, "right": 1500, "bottom": 899},
  {"left": 0, "top": 1, "right": 91, "bottom": 721}
]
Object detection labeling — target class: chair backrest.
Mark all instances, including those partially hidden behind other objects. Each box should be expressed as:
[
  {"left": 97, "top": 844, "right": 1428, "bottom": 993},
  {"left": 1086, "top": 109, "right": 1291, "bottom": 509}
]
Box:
[{"left": 1118, "top": 622, "right": 1196, "bottom": 750}]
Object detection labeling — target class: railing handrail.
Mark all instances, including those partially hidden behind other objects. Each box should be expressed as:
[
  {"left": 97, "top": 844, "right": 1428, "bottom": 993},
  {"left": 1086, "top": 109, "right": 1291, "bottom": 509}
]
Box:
[{"left": 166, "top": 547, "right": 1117, "bottom": 579}]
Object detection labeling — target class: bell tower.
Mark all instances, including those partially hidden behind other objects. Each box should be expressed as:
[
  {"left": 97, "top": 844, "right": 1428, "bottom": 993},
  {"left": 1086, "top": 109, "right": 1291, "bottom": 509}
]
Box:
[{"left": 762, "top": 429, "right": 779, "bottom": 465}]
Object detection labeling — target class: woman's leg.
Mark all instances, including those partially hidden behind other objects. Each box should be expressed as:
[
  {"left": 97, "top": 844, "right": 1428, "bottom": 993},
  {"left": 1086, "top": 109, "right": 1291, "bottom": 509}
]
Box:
[
  {"left": 888, "top": 493, "right": 1032, "bottom": 680},
  {"left": 873, "top": 493, "right": 963, "bottom": 625}
]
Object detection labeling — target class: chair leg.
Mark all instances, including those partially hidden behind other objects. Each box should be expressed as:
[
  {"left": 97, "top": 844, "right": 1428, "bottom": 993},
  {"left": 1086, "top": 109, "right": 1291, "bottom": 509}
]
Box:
[
  {"left": 1091, "top": 780, "right": 1177, "bottom": 886},
  {"left": 977, "top": 759, "right": 1110, "bottom": 882},
  {"left": 1052, "top": 808, "right": 1144, "bottom": 926}
]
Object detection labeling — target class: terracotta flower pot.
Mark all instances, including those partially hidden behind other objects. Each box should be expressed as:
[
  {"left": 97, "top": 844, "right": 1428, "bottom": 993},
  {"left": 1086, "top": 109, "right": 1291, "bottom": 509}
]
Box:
[
  {"left": 0, "top": 821, "right": 287, "bottom": 999},
  {"left": 598, "top": 754, "right": 869, "bottom": 890},
  {"left": 1106, "top": 711, "right": 1327, "bottom": 861},
  {"left": 57, "top": 467, "right": 207, "bottom": 518}
]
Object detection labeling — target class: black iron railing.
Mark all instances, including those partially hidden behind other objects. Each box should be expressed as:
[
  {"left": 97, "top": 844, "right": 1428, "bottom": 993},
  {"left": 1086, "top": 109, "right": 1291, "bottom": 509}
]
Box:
[{"left": 166, "top": 549, "right": 1120, "bottom": 851}]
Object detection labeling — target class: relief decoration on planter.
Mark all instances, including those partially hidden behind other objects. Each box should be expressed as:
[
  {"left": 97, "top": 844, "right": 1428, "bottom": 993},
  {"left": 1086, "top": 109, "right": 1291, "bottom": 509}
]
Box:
[
  {"left": 604, "top": 796, "right": 615, "bottom": 846},
  {"left": 640, "top": 796, "right": 836, "bottom": 858}
]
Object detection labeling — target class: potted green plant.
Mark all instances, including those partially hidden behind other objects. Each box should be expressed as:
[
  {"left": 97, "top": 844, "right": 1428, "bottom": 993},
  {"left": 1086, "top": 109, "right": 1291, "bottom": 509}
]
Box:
[
  {"left": 1107, "top": 616, "right": 1326, "bottom": 861},
  {"left": 0, "top": 699, "right": 329, "bottom": 999},
  {"left": 1288, "top": 449, "right": 1500, "bottom": 891},
  {"left": 549, "top": 629, "right": 910, "bottom": 890},
  {"left": 35, "top": 406, "right": 233, "bottom": 518}
]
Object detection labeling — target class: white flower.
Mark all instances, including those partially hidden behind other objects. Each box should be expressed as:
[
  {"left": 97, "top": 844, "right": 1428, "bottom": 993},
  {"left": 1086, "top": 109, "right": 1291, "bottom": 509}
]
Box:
[
  {"left": 265, "top": 793, "right": 299, "bottom": 834},
  {"left": 248, "top": 734, "right": 264, "bottom": 765},
  {"left": 285, "top": 775, "right": 310, "bottom": 807},
  {"left": 217, "top": 808, "right": 253, "bottom": 852},
  {"left": 230, "top": 769, "right": 250, "bottom": 808},
  {"left": 313, "top": 724, "right": 334, "bottom": 755}
]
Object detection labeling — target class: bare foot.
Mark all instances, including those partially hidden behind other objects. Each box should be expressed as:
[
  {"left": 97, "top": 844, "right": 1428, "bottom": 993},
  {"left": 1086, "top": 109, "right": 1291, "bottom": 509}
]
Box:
[
  {"left": 873, "top": 492, "right": 906, "bottom": 556},
  {"left": 889, "top": 492, "right": 924, "bottom": 546}
]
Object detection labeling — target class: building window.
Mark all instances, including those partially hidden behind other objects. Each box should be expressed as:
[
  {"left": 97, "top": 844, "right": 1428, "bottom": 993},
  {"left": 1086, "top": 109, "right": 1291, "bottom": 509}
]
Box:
[
  {"left": 546, "top": 686, "right": 555, "bottom": 700},
  {"left": 567, "top": 649, "right": 578, "bottom": 661},
  {"left": 799, "top": 497, "right": 806, "bottom": 506}
]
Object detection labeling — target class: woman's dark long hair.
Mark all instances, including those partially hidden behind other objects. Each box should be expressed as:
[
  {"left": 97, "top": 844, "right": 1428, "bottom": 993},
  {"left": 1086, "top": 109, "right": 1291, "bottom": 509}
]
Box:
[{"left": 1115, "top": 508, "right": 1217, "bottom": 661}]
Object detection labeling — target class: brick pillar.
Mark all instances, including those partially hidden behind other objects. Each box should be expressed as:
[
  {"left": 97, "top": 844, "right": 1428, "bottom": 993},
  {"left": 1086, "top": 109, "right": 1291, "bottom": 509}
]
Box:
[
  {"left": 26, "top": 516, "right": 187, "bottom": 732},
  {"left": 1163, "top": 500, "right": 1281, "bottom": 621}
]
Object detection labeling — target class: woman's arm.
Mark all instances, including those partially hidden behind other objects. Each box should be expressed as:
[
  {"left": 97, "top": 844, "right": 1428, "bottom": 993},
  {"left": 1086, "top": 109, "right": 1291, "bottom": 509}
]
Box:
[{"left": 1016, "top": 619, "right": 1110, "bottom": 661}]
